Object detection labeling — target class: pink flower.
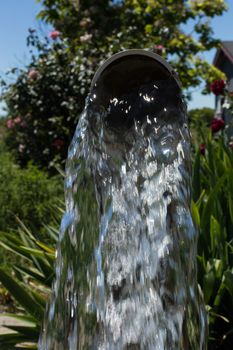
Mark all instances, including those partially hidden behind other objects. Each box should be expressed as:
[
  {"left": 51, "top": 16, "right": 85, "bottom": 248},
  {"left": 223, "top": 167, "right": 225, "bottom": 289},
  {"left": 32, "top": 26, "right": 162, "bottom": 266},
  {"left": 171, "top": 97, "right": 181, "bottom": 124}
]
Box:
[
  {"left": 154, "top": 44, "right": 165, "bottom": 53},
  {"left": 28, "top": 69, "right": 38, "bottom": 81},
  {"left": 52, "top": 139, "right": 64, "bottom": 150},
  {"left": 49, "top": 30, "right": 60, "bottom": 40},
  {"left": 210, "top": 80, "right": 225, "bottom": 95},
  {"left": 211, "top": 118, "right": 225, "bottom": 133},
  {"left": 155, "top": 44, "right": 164, "bottom": 50},
  {"left": 200, "top": 143, "right": 205, "bottom": 155},
  {"left": 18, "top": 144, "right": 26, "bottom": 153},
  {"left": 6, "top": 119, "right": 15, "bottom": 129},
  {"left": 14, "top": 116, "right": 22, "bottom": 124}
]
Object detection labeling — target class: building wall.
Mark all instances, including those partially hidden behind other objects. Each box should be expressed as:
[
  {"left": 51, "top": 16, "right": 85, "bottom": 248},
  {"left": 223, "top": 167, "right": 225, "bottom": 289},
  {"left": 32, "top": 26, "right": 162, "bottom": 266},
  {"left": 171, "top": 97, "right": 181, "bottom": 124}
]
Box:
[
  {"left": 219, "top": 58, "right": 233, "bottom": 80},
  {"left": 215, "top": 53, "right": 233, "bottom": 139}
]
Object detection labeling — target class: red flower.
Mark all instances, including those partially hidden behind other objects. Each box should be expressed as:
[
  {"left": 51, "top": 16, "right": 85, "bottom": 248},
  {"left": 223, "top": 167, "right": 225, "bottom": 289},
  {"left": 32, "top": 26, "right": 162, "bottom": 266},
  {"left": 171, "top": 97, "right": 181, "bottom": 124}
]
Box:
[
  {"left": 200, "top": 143, "right": 205, "bottom": 155},
  {"left": 52, "top": 139, "right": 64, "bottom": 150},
  {"left": 210, "top": 79, "right": 225, "bottom": 95},
  {"left": 6, "top": 119, "right": 15, "bottom": 129},
  {"left": 28, "top": 69, "right": 38, "bottom": 81},
  {"left": 211, "top": 118, "right": 225, "bottom": 133},
  {"left": 49, "top": 30, "right": 60, "bottom": 40}
]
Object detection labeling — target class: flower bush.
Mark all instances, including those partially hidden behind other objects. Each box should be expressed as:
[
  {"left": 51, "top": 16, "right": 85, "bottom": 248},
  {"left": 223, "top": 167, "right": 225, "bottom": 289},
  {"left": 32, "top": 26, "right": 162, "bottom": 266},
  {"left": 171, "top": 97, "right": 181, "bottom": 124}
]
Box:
[{"left": 1, "top": 30, "right": 95, "bottom": 169}]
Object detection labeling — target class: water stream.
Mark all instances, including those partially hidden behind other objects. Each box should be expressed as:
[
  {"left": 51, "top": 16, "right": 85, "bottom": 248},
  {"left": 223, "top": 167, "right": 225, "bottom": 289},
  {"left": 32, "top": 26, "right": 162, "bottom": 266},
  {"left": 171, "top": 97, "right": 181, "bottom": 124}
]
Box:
[{"left": 39, "top": 77, "right": 207, "bottom": 349}]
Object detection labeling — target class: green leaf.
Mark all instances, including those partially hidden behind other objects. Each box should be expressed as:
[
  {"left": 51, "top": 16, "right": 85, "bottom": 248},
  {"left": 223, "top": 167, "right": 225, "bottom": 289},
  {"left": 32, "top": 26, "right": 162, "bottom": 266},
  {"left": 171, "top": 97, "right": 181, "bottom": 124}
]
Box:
[
  {"left": 195, "top": 189, "right": 205, "bottom": 210},
  {"left": 223, "top": 270, "right": 233, "bottom": 297},
  {"left": 203, "top": 259, "right": 223, "bottom": 304},
  {"left": 209, "top": 216, "right": 222, "bottom": 256},
  {"left": 19, "top": 246, "right": 54, "bottom": 260},
  {"left": 35, "top": 241, "right": 55, "bottom": 255},
  {"left": 191, "top": 200, "right": 200, "bottom": 227},
  {"left": 0, "top": 313, "right": 36, "bottom": 325},
  {"left": 0, "top": 268, "right": 44, "bottom": 322},
  {"left": 201, "top": 174, "right": 227, "bottom": 233},
  {"left": 3, "top": 325, "right": 39, "bottom": 338},
  {"left": 192, "top": 149, "right": 201, "bottom": 202},
  {"left": 0, "top": 332, "right": 35, "bottom": 348},
  {"left": 13, "top": 265, "right": 47, "bottom": 285},
  {"left": 0, "top": 239, "right": 34, "bottom": 262}
]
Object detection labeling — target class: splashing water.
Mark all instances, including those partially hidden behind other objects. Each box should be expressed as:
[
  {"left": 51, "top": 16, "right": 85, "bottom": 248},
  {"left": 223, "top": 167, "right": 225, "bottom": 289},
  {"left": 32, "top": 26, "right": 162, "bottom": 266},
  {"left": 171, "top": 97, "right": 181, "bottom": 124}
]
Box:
[{"left": 39, "top": 78, "right": 207, "bottom": 349}]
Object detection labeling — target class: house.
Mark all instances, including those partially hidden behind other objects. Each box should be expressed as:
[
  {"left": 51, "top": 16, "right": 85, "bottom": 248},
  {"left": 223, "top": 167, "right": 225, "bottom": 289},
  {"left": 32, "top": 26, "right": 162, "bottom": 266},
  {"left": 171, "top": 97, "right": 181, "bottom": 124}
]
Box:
[
  {"left": 213, "top": 41, "right": 233, "bottom": 81},
  {"left": 213, "top": 41, "right": 233, "bottom": 137}
]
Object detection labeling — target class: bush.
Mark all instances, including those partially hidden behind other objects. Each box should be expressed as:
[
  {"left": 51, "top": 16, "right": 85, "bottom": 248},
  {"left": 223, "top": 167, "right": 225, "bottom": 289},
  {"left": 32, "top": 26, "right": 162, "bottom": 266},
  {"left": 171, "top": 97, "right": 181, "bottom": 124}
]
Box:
[
  {"left": 1, "top": 30, "right": 84, "bottom": 169},
  {"left": 0, "top": 143, "right": 63, "bottom": 236},
  {"left": 188, "top": 107, "right": 215, "bottom": 146}
]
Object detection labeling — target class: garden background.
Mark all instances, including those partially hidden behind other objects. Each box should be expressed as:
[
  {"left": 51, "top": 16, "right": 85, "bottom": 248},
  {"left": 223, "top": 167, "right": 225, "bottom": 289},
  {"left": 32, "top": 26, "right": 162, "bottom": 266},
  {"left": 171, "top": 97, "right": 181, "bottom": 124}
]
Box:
[{"left": 0, "top": 1, "right": 233, "bottom": 349}]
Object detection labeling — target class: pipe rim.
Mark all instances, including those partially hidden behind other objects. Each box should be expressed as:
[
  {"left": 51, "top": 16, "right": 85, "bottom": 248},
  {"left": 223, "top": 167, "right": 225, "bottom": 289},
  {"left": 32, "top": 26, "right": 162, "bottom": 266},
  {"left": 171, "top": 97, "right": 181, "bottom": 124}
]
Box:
[{"left": 91, "top": 49, "right": 182, "bottom": 90}]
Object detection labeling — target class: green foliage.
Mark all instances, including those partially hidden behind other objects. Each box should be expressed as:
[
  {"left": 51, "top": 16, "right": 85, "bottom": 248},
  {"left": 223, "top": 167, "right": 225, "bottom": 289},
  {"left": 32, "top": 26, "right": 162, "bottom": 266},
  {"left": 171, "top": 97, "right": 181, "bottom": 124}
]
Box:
[
  {"left": 37, "top": 0, "right": 227, "bottom": 88},
  {"left": 1, "top": 30, "right": 83, "bottom": 169},
  {"left": 188, "top": 107, "right": 214, "bottom": 146},
  {"left": 192, "top": 132, "right": 233, "bottom": 349},
  {"left": 0, "top": 143, "right": 63, "bottom": 236},
  {"left": 0, "top": 220, "right": 58, "bottom": 349},
  {"left": 1, "top": 1, "right": 227, "bottom": 168}
]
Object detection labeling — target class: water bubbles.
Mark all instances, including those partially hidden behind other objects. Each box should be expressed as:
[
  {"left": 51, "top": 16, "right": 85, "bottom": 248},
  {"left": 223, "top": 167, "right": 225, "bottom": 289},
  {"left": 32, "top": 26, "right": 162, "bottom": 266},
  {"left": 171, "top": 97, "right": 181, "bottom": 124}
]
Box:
[{"left": 39, "top": 79, "right": 207, "bottom": 349}]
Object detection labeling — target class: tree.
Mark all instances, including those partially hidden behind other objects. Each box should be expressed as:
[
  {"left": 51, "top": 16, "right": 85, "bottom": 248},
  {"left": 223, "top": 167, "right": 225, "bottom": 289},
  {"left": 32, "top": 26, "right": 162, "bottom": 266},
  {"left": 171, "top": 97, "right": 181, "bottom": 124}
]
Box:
[
  {"left": 188, "top": 107, "right": 214, "bottom": 145},
  {"left": 38, "top": 0, "right": 227, "bottom": 89},
  {"left": 1, "top": 0, "right": 227, "bottom": 168}
]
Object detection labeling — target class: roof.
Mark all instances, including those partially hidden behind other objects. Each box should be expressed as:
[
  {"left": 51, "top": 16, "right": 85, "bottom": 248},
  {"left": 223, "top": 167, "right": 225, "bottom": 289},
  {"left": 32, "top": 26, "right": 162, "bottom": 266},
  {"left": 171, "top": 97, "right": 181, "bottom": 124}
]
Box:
[{"left": 213, "top": 41, "right": 233, "bottom": 66}]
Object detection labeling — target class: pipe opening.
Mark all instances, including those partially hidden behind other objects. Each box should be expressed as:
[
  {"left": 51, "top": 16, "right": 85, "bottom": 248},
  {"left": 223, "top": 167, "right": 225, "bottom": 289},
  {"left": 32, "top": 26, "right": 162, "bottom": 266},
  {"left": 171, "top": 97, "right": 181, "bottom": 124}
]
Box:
[{"left": 90, "top": 54, "right": 183, "bottom": 131}]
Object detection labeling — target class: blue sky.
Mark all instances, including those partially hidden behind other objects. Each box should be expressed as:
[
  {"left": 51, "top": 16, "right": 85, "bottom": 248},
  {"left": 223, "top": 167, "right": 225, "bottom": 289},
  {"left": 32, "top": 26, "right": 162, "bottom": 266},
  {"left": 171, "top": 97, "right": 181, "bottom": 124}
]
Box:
[
  {"left": 0, "top": 0, "right": 47, "bottom": 73},
  {"left": 187, "top": 0, "right": 233, "bottom": 109},
  {"left": 0, "top": 0, "right": 232, "bottom": 114}
]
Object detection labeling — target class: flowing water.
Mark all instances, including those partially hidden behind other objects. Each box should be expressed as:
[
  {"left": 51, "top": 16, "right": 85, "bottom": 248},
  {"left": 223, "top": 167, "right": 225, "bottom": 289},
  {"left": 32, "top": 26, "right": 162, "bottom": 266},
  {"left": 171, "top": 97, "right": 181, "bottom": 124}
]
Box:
[{"left": 39, "top": 78, "right": 207, "bottom": 349}]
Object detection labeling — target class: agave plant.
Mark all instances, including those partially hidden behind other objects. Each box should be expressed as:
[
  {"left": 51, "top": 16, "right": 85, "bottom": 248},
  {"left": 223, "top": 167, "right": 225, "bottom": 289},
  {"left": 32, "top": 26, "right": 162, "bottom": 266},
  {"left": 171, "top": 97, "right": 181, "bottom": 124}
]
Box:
[{"left": 0, "top": 217, "right": 59, "bottom": 349}]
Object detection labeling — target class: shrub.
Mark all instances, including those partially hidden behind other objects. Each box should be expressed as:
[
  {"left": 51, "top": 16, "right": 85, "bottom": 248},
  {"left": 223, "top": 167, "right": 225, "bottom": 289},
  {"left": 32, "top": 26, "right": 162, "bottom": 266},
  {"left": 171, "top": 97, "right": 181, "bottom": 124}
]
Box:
[
  {"left": 1, "top": 30, "right": 84, "bottom": 169},
  {"left": 188, "top": 107, "right": 215, "bottom": 146},
  {"left": 0, "top": 143, "right": 63, "bottom": 236}
]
